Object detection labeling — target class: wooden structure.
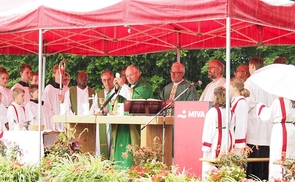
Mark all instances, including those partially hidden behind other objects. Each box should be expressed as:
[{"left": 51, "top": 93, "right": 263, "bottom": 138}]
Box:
[
  {"left": 199, "top": 158, "right": 269, "bottom": 163},
  {"left": 52, "top": 115, "right": 173, "bottom": 166}
]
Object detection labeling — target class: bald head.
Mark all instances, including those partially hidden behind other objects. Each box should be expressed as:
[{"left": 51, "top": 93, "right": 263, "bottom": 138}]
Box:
[
  {"left": 126, "top": 65, "right": 141, "bottom": 85},
  {"left": 234, "top": 65, "right": 250, "bottom": 82}
]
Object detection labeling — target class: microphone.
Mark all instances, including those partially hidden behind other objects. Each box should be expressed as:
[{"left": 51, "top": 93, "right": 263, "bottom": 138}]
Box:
[{"left": 192, "top": 80, "right": 202, "bottom": 86}]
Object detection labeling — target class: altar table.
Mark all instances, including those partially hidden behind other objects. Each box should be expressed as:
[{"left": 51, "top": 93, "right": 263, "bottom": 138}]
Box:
[{"left": 52, "top": 115, "right": 173, "bottom": 166}]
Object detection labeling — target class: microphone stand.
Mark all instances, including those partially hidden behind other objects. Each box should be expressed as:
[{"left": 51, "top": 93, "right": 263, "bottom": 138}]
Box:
[
  {"left": 141, "top": 83, "right": 195, "bottom": 163},
  {"left": 100, "top": 87, "right": 119, "bottom": 115}
]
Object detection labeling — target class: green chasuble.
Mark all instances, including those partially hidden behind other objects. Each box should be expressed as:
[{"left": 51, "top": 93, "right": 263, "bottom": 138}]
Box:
[
  {"left": 158, "top": 80, "right": 198, "bottom": 115},
  {"left": 110, "top": 77, "right": 153, "bottom": 169}
]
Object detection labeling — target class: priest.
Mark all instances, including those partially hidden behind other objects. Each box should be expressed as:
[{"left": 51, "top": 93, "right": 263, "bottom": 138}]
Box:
[{"left": 112, "top": 65, "right": 153, "bottom": 169}]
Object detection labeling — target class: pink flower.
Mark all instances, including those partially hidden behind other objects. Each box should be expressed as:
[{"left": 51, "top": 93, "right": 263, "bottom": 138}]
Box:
[
  {"left": 122, "top": 152, "right": 128, "bottom": 158},
  {"left": 126, "top": 144, "right": 133, "bottom": 152}
]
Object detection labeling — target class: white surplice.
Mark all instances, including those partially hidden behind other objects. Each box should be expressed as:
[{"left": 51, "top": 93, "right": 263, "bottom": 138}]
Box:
[
  {"left": 199, "top": 77, "right": 226, "bottom": 101},
  {"left": 201, "top": 106, "right": 235, "bottom": 180},
  {"left": 42, "top": 84, "right": 67, "bottom": 131},
  {"left": 7, "top": 102, "right": 26, "bottom": 130},
  {"left": 11, "top": 83, "right": 31, "bottom": 106},
  {"left": 0, "top": 103, "right": 8, "bottom": 132},
  {"left": 231, "top": 96, "right": 249, "bottom": 148},
  {"left": 0, "top": 86, "right": 13, "bottom": 107},
  {"left": 25, "top": 101, "right": 53, "bottom": 130},
  {"left": 244, "top": 75, "right": 277, "bottom": 146},
  {"left": 63, "top": 86, "right": 99, "bottom": 115},
  {"left": 257, "top": 98, "right": 295, "bottom": 180}
]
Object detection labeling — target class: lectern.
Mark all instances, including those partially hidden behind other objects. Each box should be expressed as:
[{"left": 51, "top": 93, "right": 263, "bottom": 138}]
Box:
[{"left": 174, "top": 101, "right": 212, "bottom": 175}]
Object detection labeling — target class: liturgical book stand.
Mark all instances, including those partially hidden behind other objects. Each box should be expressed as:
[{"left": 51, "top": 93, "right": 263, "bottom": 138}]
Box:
[{"left": 52, "top": 115, "right": 173, "bottom": 166}]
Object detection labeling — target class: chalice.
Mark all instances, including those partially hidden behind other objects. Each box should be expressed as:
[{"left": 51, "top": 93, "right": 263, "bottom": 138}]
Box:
[{"left": 99, "top": 98, "right": 105, "bottom": 108}]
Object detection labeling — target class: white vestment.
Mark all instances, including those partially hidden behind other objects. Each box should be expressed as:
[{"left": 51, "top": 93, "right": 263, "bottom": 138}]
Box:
[
  {"left": 63, "top": 86, "right": 99, "bottom": 115},
  {"left": 231, "top": 96, "right": 249, "bottom": 148},
  {"left": 11, "top": 83, "right": 31, "bottom": 106},
  {"left": 42, "top": 84, "right": 67, "bottom": 131},
  {"left": 199, "top": 77, "right": 226, "bottom": 101},
  {"left": 7, "top": 102, "right": 26, "bottom": 130},
  {"left": 244, "top": 74, "right": 277, "bottom": 146},
  {"left": 25, "top": 101, "right": 53, "bottom": 130},
  {"left": 0, "top": 103, "right": 8, "bottom": 132},
  {"left": 257, "top": 98, "right": 295, "bottom": 180},
  {"left": 201, "top": 106, "right": 235, "bottom": 180},
  {"left": 0, "top": 86, "right": 13, "bottom": 107}
]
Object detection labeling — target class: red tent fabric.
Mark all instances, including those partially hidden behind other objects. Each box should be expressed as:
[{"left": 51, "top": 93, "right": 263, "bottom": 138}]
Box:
[{"left": 0, "top": 0, "right": 295, "bottom": 55}]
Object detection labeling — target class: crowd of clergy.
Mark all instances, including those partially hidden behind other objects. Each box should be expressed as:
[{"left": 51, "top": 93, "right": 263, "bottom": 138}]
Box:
[{"left": 0, "top": 56, "right": 294, "bottom": 180}]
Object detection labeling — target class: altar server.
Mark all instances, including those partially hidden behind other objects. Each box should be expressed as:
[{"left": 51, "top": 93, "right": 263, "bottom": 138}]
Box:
[
  {"left": 230, "top": 78, "right": 250, "bottom": 149},
  {"left": 11, "top": 64, "right": 32, "bottom": 105},
  {"left": 7, "top": 88, "right": 26, "bottom": 130},
  {"left": 257, "top": 97, "right": 295, "bottom": 180},
  {"left": 25, "top": 84, "right": 53, "bottom": 130},
  {"left": 0, "top": 92, "right": 8, "bottom": 132},
  {"left": 201, "top": 86, "right": 234, "bottom": 180},
  {"left": 42, "top": 64, "right": 67, "bottom": 131},
  {"left": 0, "top": 69, "right": 13, "bottom": 107}
]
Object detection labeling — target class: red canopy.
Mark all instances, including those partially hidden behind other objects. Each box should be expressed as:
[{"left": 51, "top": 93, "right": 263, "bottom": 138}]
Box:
[{"left": 0, "top": 0, "right": 295, "bottom": 55}]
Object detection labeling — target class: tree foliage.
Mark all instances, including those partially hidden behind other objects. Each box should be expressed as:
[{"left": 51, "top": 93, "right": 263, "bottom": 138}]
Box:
[{"left": 0, "top": 46, "right": 294, "bottom": 98}]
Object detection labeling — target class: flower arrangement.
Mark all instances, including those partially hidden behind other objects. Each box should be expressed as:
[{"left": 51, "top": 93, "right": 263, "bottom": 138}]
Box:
[
  {"left": 122, "top": 136, "right": 201, "bottom": 181},
  {"left": 274, "top": 157, "right": 295, "bottom": 180},
  {"left": 44, "top": 124, "right": 88, "bottom": 158},
  {"left": 213, "top": 147, "right": 253, "bottom": 169},
  {"left": 122, "top": 136, "right": 162, "bottom": 167},
  {"left": 207, "top": 164, "right": 246, "bottom": 181},
  {"left": 205, "top": 147, "right": 253, "bottom": 181}
]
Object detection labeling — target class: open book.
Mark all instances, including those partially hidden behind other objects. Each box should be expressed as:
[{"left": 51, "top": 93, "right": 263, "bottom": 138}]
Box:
[{"left": 124, "top": 99, "right": 163, "bottom": 115}]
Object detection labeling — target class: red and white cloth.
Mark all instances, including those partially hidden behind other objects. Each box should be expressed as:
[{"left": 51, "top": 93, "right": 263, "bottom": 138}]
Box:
[
  {"left": 257, "top": 97, "right": 295, "bottom": 180},
  {"left": 201, "top": 106, "right": 235, "bottom": 179},
  {"left": 231, "top": 96, "right": 249, "bottom": 148},
  {"left": 7, "top": 102, "right": 26, "bottom": 130}
]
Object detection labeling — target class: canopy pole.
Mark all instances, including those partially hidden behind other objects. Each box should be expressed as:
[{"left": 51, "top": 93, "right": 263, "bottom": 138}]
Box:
[
  {"left": 42, "top": 56, "right": 46, "bottom": 92},
  {"left": 42, "top": 39, "right": 47, "bottom": 92},
  {"left": 225, "top": 17, "right": 231, "bottom": 153},
  {"left": 38, "top": 29, "right": 43, "bottom": 162},
  {"left": 176, "top": 49, "right": 180, "bottom": 62},
  {"left": 176, "top": 32, "right": 180, "bottom": 62}
]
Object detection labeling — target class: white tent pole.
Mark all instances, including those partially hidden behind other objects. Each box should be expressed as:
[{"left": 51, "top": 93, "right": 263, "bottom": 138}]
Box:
[
  {"left": 225, "top": 17, "right": 231, "bottom": 153},
  {"left": 38, "top": 29, "right": 43, "bottom": 162},
  {"left": 42, "top": 55, "right": 46, "bottom": 92}
]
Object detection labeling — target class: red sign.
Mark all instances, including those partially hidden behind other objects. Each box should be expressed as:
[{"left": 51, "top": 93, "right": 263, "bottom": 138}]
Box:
[{"left": 174, "top": 101, "right": 212, "bottom": 176}]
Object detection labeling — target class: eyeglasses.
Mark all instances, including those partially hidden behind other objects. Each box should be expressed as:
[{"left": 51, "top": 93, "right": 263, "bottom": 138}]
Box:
[
  {"left": 208, "top": 66, "right": 218, "bottom": 70},
  {"left": 170, "top": 71, "right": 183, "bottom": 75}
]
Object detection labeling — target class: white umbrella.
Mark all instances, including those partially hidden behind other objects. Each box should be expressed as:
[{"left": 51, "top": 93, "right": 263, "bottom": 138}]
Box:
[{"left": 248, "top": 64, "right": 295, "bottom": 101}]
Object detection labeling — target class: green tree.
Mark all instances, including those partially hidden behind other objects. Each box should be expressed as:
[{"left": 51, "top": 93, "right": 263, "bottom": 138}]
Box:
[{"left": 1, "top": 45, "right": 294, "bottom": 98}]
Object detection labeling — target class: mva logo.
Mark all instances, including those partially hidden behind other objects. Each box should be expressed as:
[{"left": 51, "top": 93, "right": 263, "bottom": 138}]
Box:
[
  {"left": 188, "top": 111, "right": 205, "bottom": 117},
  {"left": 176, "top": 110, "right": 205, "bottom": 118}
]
